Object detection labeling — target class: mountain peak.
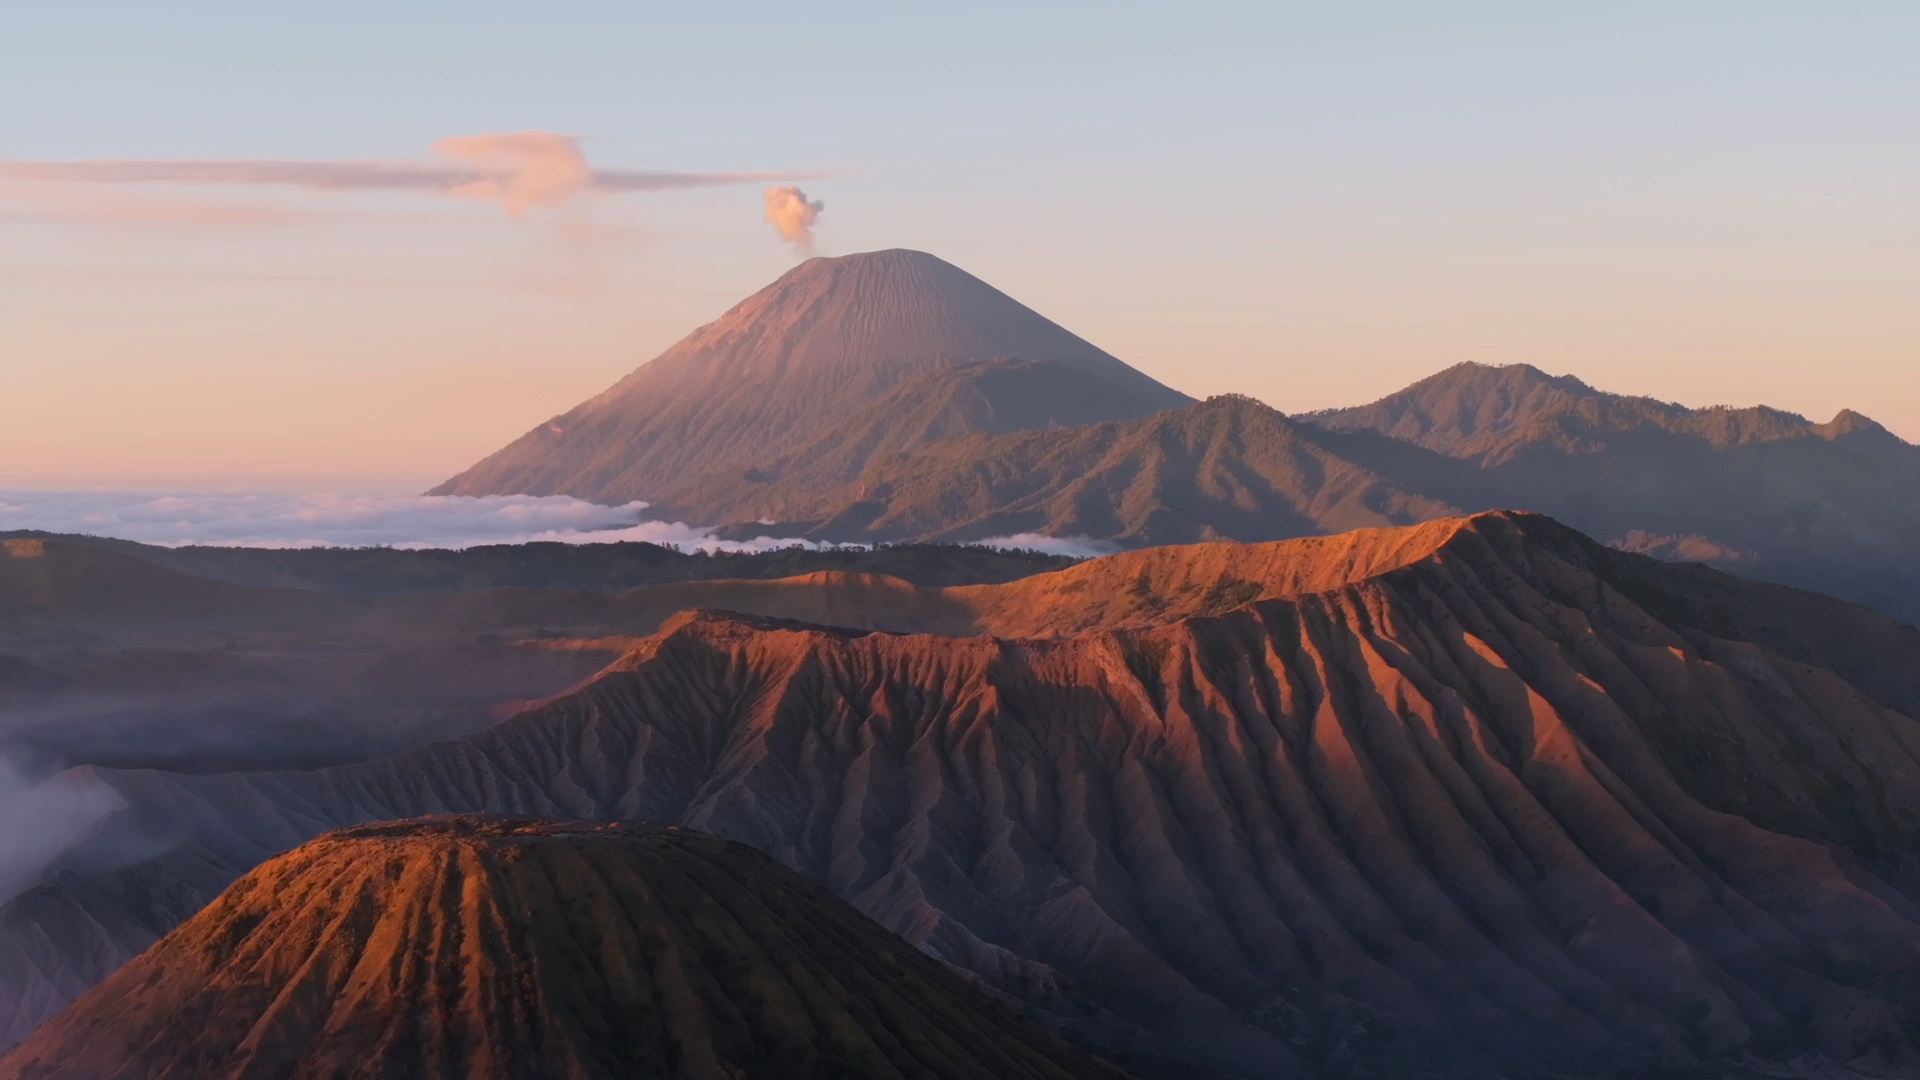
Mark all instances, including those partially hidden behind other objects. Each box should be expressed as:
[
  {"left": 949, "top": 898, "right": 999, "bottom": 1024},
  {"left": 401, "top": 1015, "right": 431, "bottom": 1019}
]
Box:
[
  {"left": 1195, "top": 391, "right": 1285, "bottom": 416},
  {"left": 1817, "top": 407, "right": 1904, "bottom": 444},
  {"left": 1310, "top": 360, "right": 1914, "bottom": 464},
  {"left": 1421, "top": 361, "right": 1594, "bottom": 392},
  {"left": 1390, "top": 361, "right": 1602, "bottom": 409},
  {"left": 649, "top": 246, "right": 1176, "bottom": 390},
  {"left": 784, "top": 246, "right": 954, "bottom": 275},
  {"left": 432, "top": 250, "right": 1189, "bottom": 505},
  {"left": 1300, "top": 361, "right": 1603, "bottom": 458}
]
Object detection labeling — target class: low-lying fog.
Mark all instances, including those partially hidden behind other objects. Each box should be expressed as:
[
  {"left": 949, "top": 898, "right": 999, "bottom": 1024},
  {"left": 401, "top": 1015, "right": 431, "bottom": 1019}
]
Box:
[
  {"left": 0, "top": 490, "right": 1113, "bottom": 556},
  {"left": 0, "top": 489, "right": 1109, "bottom": 906}
]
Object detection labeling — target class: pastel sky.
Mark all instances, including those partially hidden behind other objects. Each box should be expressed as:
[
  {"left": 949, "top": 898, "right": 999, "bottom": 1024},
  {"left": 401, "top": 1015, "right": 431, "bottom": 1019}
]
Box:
[{"left": 3, "top": 2, "right": 1915, "bottom": 492}]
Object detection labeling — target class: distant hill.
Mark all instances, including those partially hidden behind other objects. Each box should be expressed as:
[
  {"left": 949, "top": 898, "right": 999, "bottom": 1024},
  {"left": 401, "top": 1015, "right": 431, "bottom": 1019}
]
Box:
[
  {"left": 1303, "top": 360, "right": 1903, "bottom": 462},
  {"left": 0, "top": 816, "right": 1133, "bottom": 1080},
  {"left": 432, "top": 249, "right": 1190, "bottom": 507},
  {"left": 1302, "top": 361, "right": 1920, "bottom": 620},
  {"left": 0, "top": 538, "right": 621, "bottom": 773},
  {"left": 13, "top": 512, "right": 1920, "bottom": 1077},
  {"left": 0, "top": 535, "right": 1075, "bottom": 774},
  {"left": 0, "top": 531, "right": 1076, "bottom": 595}
]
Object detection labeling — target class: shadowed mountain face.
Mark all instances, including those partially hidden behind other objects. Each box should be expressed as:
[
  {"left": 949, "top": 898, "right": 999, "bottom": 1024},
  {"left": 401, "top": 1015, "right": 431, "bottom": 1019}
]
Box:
[
  {"left": 726, "top": 364, "right": 1920, "bottom": 623},
  {"left": 8, "top": 513, "right": 1920, "bottom": 1077},
  {"left": 1304, "top": 362, "right": 1920, "bottom": 621},
  {"left": 720, "top": 395, "right": 1472, "bottom": 547},
  {"left": 431, "top": 250, "right": 1190, "bottom": 508},
  {"left": 0, "top": 817, "right": 1134, "bottom": 1080},
  {"left": 661, "top": 357, "right": 1176, "bottom": 525}
]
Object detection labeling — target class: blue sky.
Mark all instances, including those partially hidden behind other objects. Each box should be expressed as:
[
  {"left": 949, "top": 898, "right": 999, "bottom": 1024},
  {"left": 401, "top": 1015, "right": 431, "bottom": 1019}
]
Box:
[{"left": 2, "top": 2, "right": 1916, "bottom": 488}]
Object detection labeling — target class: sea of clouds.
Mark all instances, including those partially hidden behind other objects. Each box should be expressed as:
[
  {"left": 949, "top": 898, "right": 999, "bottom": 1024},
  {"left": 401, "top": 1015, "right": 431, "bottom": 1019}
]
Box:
[{"left": 0, "top": 491, "right": 1113, "bottom": 556}]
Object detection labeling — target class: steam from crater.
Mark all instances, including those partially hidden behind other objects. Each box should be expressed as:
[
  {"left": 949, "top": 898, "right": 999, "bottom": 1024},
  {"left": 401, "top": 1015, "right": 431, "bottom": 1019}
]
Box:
[
  {"left": 0, "top": 755, "right": 122, "bottom": 905},
  {"left": 763, "top": 185, "right": 824, "bottom": 254}
]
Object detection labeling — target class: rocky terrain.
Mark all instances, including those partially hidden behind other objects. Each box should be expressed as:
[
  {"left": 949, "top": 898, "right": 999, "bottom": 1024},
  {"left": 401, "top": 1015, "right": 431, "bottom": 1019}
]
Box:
[
  {"left": 7, "top": 511, "right": 1920, "bottom": 1077},
  {"left": 0, "top": 816, "right": 1133, "bottom": 1080}
]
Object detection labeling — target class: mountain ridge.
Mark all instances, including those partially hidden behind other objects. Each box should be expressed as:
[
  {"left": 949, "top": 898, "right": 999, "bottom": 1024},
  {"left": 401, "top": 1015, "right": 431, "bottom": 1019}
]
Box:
[
  {"left": 1300, "top": 361, "right": 1920, "bottom": 620},
  {"left": 667, "top": 360, "right": 1920, "bottom": 623},
  {"left": 1304, "top": 360, "right": 1911, "bottom": 462},
  {"left": 712, "top": 394, "right": 1474, "bottom": 547},
  {"left": 425, "top": 255, "right": 1920, "bottom": 622}
]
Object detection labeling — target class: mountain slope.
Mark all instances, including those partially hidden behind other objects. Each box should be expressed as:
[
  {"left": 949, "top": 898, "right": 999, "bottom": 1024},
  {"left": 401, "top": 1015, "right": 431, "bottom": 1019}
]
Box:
[
  {"left": 0, "top": 816, "right": 1134, "bottom": 1080},
  {"left": 1302, "top": 362, "right": 1920, "bottom": 620},
  {"left": 431, "top": 250, "right": 1190, "bottom": 507},
  {"left": 725, "top": 395, "right": 1473, "bottom": 546},
  {"left": 655, "top": 357, "right": 1175, "bottom": 523},
  {"left": 10, "top": 513, "right": 1920, "bottom": 1076}
]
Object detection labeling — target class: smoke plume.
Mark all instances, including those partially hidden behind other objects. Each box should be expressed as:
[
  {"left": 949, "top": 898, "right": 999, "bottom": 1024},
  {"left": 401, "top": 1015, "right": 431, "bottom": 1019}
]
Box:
[
  {"left": 0, "top": 756, "right": 122, "bottom": 905},
  {"left": 763, "top": 185, "right": 824, "bottom": 254}
]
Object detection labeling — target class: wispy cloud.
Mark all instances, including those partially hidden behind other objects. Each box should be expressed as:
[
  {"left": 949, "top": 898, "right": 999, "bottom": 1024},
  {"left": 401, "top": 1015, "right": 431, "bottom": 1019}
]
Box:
[
  {"left": 0, "top": 181, "right": 320, "bottom": 228},
  {"left": 0, "top": 138, "right": 807, "bottom": 198},
  {"left": 0, "top": 131, "right": 823, "bottom": 225},
  {"left": 432, "top": 131, "right": 593, "bottom": 215},
  {"left": 0, "top": 159, "right": 463, "bottom": 189},
  {"left": 0, "top": 133, "right": 832, "bottom": 294}
]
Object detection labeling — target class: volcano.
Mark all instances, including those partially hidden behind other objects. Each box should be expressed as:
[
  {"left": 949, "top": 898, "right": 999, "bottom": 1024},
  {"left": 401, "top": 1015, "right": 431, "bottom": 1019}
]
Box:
[
  {"left": 432, "top": 249, "right": 1190, "bottom": 510},
  {"left": 0, "top": 816, "right": 1134, "bottom": 1080}
]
